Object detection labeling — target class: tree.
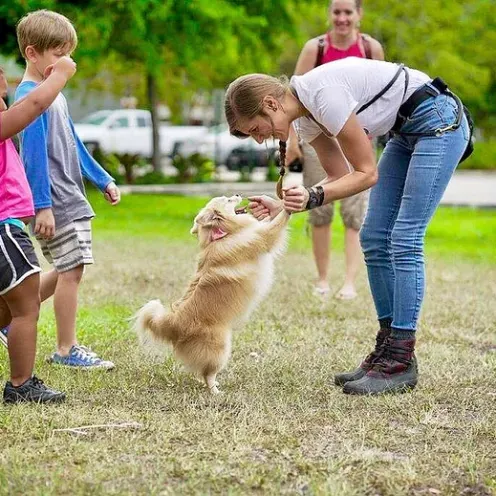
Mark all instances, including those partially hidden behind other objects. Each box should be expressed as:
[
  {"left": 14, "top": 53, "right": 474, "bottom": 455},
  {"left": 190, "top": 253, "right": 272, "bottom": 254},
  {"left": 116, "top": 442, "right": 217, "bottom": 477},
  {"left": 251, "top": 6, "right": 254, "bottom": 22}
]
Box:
[
  {"left": 67, "top": 0, "right": 300, "bottom": 172},
  {"left": 279, "top": 0, "right": 495, "bottom": 135},
  {"left": 1, "top": 0, "right": 495, "bottom": 143}
]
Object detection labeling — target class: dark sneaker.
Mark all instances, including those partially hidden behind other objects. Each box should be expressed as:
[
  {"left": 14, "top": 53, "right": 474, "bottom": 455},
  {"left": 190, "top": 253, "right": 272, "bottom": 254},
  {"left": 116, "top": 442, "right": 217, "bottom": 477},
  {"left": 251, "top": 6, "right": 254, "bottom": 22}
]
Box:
[
  {"left": 3, "top": 376, "right": 66, "bottom": 404},
  {"left": 0, "top": 326, "right": 8, "bottom": 348},
  {"left": 343, "top": 337, "right": 418, "bottom": 395},
  {"left": 334, "top": 327, "right": 391, "bottom": 386}
]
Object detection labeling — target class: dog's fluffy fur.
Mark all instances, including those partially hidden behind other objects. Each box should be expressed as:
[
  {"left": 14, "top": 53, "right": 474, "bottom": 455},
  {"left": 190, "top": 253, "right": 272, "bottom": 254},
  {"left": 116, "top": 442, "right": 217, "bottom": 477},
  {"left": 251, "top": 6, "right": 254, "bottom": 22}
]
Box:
[{"left": 134, "top": 195, "right": 289, "bottom": 393}]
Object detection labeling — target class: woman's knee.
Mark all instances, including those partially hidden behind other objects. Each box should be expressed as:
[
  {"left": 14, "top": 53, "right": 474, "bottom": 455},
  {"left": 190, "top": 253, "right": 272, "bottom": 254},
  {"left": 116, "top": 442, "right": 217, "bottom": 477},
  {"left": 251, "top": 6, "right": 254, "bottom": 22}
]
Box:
[
  {"left": 360, "top": 223, "right": 386, "bottom": 254},
  {"left": 390, "top": 228, "right": 423, "bottom": 259}
]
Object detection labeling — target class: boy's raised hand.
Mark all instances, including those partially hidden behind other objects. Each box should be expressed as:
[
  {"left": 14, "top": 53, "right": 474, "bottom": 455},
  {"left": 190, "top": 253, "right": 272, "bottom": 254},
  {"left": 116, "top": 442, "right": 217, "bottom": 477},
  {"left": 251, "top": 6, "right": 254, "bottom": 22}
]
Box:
[
  {"left": 34, "top": 208, "right": 56, "bottom": 240},
  {"left": 44, "top": 56, "right": 77, "bottom": 81},
  {"left": 104, "top": 182, "right": 121, "bottom": 206}
]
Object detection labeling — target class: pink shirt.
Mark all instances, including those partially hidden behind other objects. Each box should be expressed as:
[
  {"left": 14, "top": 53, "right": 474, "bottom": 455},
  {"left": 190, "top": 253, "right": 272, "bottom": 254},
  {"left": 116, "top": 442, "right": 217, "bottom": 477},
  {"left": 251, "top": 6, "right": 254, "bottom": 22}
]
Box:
[
  {"left": 0, "top": 115, "right": 35, "bottom": 222},
  {"left": 320, "top": 32, "right": 365, "bottom": 64}
]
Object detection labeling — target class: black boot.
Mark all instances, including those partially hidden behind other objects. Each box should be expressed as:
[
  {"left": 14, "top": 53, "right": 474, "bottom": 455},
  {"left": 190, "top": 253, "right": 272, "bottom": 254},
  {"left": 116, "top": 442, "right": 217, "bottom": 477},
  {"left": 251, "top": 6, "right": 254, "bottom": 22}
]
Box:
[
  {"left": 342, "top": 336, "right": 418, "bottom": 395},
  {"left": 334, "top": 325, "right": 391, "bottom": 386}
]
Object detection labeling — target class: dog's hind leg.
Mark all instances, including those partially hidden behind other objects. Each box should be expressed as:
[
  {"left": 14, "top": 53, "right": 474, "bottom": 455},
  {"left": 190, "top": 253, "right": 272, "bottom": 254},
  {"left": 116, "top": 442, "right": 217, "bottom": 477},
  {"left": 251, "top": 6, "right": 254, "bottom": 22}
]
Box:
[{"left": 204, "top": 373, "right": 220, "bottom": 395}]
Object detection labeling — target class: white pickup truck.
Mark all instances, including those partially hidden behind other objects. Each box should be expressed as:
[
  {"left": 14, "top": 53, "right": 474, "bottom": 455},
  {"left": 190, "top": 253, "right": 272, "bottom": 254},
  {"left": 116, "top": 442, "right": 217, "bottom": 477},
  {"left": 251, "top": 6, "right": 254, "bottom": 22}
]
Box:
[{"left": 74, "top": 109, "right": 208, "bottom": 157}]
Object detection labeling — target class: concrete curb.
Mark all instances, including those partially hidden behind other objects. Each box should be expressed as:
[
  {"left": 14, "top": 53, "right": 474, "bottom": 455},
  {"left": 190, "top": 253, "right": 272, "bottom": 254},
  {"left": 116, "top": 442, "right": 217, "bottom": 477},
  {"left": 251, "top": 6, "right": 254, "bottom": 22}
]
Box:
[{"left": 119, "top": 171, "right": 496, "bottom": 208}]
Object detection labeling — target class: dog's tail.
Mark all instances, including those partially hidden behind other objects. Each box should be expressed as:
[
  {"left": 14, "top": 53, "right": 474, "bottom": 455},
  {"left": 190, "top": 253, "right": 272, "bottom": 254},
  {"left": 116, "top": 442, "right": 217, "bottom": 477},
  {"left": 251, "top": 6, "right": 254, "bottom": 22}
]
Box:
[{"left": 133, "top": 299, "right": 177, "bottom": 356}]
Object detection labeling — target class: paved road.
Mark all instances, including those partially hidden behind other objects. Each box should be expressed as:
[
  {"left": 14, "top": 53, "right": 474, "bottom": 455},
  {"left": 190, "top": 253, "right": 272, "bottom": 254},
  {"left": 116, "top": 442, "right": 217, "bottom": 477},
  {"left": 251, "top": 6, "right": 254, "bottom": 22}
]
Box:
[{"left": 121, "top": 169, "right": 496, "bottom": 208}]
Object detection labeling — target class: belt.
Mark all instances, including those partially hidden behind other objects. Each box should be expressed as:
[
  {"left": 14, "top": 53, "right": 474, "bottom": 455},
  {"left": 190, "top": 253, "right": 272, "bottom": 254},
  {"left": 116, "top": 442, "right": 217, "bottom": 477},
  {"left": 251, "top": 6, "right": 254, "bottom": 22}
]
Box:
[{"left": 392, "top": 77, "right": 463, "bottom": 136}]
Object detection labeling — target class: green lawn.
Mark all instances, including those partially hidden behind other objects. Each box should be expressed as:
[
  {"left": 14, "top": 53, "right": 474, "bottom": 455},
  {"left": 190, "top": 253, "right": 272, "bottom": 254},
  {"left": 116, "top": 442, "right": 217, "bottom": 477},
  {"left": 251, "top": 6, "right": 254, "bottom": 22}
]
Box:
[
  {"left": 91, "top": 192, "right": 496, "bottom": 262},
  {"left": 0, "top": 193, "right": 495, "bottom": 495}
]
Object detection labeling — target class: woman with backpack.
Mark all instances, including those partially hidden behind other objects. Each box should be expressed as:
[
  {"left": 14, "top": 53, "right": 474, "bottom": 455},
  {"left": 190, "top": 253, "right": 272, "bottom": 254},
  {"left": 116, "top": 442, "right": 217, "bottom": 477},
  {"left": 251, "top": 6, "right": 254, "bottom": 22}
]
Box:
[
  {"left": 287, "top": 0, "right": 384, "bottom": 300},
  {"left": 225, "top": 57, "right": 471, "bottom": 395}
]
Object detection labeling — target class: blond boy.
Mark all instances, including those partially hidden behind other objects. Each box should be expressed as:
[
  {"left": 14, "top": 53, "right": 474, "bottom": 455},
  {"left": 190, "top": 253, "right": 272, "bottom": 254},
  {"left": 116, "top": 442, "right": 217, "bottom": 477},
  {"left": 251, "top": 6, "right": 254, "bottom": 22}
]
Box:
[{"left": 12, "top": 10, "right": 120, "bottom": 369}]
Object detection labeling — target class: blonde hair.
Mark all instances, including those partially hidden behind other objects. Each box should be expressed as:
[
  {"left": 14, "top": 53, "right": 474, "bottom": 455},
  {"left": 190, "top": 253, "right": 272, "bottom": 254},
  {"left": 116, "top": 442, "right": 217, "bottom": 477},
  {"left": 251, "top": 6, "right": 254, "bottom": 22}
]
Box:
[
  {"left": 224, "top": 74, "right": 291, "bottom": 137},
  {"left": 225, "top": 74, "right": 291, "bottom": 198},
  {"left": 17, "top": 10, "right": 78, "bottom": 59}
]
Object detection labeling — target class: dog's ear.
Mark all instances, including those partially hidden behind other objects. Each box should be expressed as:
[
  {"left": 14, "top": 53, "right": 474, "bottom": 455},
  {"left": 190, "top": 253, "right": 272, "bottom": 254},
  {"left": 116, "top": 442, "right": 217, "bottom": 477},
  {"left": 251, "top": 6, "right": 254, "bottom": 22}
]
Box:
[
  {"left": 196, "top": 209, "right": 224, "bottom": 226},
  {"left": 190, "top": 221, "right": 199, "bottom": 235},
  {"left": 190, "top": 208, "right": 224, "bottom": 236}
]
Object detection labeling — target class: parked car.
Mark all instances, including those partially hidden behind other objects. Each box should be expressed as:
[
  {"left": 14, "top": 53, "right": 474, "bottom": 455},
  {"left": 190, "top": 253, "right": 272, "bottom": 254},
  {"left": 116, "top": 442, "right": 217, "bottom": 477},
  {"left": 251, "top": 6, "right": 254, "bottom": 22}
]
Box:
[
  {"left": 74, "top": 109, "right": 207, "bottom": 158},
  {"left": 172, "top": 124, "right": 278, "bottom": 166},
  {"left": 225, "top": 146, "right": 279, "bottom": 171}
]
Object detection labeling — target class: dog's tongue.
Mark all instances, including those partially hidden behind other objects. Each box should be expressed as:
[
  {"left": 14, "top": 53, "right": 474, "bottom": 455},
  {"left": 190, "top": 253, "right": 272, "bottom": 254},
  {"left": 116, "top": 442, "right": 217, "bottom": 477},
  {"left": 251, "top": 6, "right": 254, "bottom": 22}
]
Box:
[{"left": 211, "top": 227, "right": 228, "bottom": 241}]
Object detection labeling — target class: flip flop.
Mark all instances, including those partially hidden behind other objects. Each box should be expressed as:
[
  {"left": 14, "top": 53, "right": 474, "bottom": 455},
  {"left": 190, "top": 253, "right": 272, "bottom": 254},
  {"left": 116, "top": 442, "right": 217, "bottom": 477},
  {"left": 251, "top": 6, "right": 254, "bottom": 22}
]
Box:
[
  {"left": 335, "top": 289, "right": 358, "bottom": 300},
  {"left": 313, "top": 286, "right": 331, "bottom": 297}
]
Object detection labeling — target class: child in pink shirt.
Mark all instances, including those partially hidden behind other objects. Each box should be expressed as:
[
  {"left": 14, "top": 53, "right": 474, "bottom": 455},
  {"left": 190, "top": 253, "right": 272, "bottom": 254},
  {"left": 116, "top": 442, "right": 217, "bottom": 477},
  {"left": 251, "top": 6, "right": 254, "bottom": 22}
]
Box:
[{"left": 0, "top": 57, "right": 76, "bottom": 404}]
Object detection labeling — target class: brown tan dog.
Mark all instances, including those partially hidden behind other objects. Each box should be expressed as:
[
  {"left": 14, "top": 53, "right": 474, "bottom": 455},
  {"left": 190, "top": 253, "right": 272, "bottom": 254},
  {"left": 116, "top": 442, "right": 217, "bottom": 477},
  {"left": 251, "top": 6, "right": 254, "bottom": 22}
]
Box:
[{"left": 134, "top": 195, "right": 289, "bottom": 393}]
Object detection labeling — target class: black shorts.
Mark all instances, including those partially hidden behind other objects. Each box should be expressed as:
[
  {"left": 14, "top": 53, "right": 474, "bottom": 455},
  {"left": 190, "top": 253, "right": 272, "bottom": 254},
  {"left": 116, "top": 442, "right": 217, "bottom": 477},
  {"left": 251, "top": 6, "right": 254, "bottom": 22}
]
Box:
[{"left": 0, "top": 224, "right": 41, "bottom": 296}]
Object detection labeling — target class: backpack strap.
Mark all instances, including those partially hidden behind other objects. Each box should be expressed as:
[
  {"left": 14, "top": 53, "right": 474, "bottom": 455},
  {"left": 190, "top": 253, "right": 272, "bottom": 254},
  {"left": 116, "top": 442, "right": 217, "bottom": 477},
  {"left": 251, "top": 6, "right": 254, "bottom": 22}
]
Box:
[
  {"left": 357, "top": 64, "right": 406, "bottom": 115},
  {"left": 361, "top": 34, "right": 372, "bottom": 59},
  {"left": 315, "top": 37, "right": 325, "bottom": 68}
]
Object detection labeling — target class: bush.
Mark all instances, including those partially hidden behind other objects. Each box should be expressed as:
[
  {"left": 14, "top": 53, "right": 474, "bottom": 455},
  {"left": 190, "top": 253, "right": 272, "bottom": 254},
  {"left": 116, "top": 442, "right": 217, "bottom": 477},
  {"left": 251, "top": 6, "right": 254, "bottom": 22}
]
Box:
[
  {"left": 134, "top": 172, "right": 176, "bottom": 185},
  {"left": 237, "top": 166, "right": 252, "bottom": 183},
  {"left": 91, "top": 148, "right": 151, "bottom": 184},
  {"left": 92, "top": 148, "right": 125, "bottom": 184},
  {"left": 171, "top": 153, "right": 215, "bottom": 183},
  {"left": 266, "top": 158, "right": 280, "bottom": 182},
  {"left": 458, "top": 140, "right": 496, "bottom": 170}
]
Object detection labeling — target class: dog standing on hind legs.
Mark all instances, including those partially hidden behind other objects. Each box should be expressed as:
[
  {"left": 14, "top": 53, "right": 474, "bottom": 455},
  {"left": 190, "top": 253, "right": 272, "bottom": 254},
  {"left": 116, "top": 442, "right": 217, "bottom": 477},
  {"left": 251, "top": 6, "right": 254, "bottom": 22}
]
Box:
[{"left": 134, "top": 195, "right": 290, "bottom": 394}]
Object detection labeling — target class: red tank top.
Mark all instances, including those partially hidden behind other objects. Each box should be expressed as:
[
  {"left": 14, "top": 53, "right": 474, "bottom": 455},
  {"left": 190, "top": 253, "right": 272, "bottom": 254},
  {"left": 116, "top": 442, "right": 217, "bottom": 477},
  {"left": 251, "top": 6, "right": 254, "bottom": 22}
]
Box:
[{"left": 320, "top": 32, "right": 365, "bottom": 64}]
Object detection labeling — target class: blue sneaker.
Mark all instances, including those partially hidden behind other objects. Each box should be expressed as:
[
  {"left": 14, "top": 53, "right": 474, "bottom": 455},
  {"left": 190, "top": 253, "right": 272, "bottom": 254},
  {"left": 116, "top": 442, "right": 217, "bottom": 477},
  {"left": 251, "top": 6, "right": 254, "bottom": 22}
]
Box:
[
  {"left": 48, "top": 344, "right": 115, "bottom": 370},
  {"left": 0, "top": 326, "right": 8, "bottom": 348}
]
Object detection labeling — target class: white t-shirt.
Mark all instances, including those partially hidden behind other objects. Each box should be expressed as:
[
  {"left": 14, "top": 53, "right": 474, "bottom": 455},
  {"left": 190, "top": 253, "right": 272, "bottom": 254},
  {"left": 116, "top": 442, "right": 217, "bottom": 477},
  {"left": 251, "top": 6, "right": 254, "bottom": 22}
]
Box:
[{"left": 290, "top": 57, "right": 430, "bottom": 141}]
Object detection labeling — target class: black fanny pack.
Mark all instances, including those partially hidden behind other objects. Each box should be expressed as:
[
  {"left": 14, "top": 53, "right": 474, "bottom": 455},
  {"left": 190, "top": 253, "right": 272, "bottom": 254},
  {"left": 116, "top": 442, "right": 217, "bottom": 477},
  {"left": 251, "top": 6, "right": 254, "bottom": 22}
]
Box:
[
  {"left": 391, "top": 77, "right": 474, "bottom": 163},
  {"left": 358, "top": 68, "right": 474, "bottom": 164}
]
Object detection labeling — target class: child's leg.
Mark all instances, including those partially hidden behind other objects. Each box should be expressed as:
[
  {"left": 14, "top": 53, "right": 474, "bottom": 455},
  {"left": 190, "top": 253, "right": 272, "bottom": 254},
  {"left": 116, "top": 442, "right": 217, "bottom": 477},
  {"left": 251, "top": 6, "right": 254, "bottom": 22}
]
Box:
[
  {"left": 2, "top": 273, "right": 41, "bottom": 386},
  {"left": 0, "top": 297, "right": 10, "bottom": 329},
  {"left": 40, "top": 269, "right": 58, "bottom": 302},
  {"left": 1, "top": 269, "right": 58, "bottom": 334},
  {"left": 53, "top": 264, "right": 84, "bottom": 356}
]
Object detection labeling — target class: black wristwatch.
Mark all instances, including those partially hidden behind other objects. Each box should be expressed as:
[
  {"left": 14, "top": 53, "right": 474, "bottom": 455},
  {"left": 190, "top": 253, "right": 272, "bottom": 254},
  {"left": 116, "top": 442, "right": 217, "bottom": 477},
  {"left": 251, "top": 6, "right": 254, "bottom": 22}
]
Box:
[{"left": 305, "top": 186, "right": 325, "bottom": 210}]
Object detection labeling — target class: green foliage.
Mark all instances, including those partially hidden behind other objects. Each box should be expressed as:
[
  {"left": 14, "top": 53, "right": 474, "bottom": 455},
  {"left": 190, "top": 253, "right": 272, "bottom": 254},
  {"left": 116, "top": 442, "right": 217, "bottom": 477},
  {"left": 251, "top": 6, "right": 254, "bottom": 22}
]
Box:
[
  {"left": 88, "top": 192, "right": 496, "bottom": 262},
  {"left": 94, "top": 150, "right": 124, "bottom": 184},
  {"left": 285, "top": 0, "right": 496, "bottom": 136},
  {"left": 1, "top": 0, "right": 495, "bottom": 138},
  {"left": 171, "top": 152, "right": 215, "bottom": 183},
  {"left": 459, "top": 140, "right": 496, "bottom": 170},
  {"left": 134, "top": 171, "right": 176, "bottom": 185},
  {"left": 237, "top": 166, "right": 252, "bottom": 183},
  {"left": 266, "top": 159, "right": 280, "bottom": 182}
]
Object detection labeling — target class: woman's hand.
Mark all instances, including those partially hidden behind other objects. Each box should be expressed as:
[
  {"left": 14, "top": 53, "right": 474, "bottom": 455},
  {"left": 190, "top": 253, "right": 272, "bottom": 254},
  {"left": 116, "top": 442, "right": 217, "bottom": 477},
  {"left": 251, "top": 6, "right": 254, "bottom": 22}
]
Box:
[
  {"left": 282, "top": 185, "right": 310, "bottom": 213},
  {"left": 247, "top": 195, "right": 284, "bottom": 220}
]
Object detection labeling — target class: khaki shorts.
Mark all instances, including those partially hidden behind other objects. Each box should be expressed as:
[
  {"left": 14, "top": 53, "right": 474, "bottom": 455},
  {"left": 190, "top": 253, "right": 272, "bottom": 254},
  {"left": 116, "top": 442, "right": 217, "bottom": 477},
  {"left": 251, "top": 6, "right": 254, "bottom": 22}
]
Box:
[
  {"left": 34, "top": 219, "right": 94, "bottom": 273},
  {"left": 301, "top": 142, "right": 369, "bottom": 230}
]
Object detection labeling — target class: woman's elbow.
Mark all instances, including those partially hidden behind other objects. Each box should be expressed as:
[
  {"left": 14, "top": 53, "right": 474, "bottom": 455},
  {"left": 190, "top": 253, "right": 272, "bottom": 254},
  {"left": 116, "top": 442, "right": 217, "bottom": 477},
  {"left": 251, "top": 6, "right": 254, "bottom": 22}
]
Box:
[{"left": 365, "top": 169, "right": 378, "bottom": 189}]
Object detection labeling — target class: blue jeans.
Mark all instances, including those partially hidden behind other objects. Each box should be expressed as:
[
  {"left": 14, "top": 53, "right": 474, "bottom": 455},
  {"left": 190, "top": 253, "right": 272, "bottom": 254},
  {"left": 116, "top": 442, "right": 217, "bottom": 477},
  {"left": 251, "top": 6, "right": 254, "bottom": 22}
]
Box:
[{"left": 360, "top": 86, "right": 470, "bottom": 331}]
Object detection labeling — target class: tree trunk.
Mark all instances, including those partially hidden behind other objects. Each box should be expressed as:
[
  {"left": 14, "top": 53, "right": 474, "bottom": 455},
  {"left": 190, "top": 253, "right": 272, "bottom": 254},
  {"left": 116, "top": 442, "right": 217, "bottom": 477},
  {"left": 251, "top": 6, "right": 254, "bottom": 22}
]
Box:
[{"left": 147, "top": 71, "right": 161, "bottom": 173}]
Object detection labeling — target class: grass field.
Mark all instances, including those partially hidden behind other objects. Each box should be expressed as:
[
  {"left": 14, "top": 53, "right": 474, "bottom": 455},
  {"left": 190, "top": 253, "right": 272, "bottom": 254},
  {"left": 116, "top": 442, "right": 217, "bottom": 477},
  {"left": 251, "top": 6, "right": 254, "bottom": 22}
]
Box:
[{"left": 0, "top": 192, "right": 495, "bottom": 495}]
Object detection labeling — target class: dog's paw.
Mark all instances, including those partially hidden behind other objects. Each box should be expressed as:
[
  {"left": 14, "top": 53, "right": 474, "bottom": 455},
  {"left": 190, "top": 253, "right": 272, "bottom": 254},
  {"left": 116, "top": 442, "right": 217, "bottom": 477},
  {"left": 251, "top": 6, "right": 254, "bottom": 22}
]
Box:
[{"left": 209, "top": 385, "right": 221, "bottom": 395}]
